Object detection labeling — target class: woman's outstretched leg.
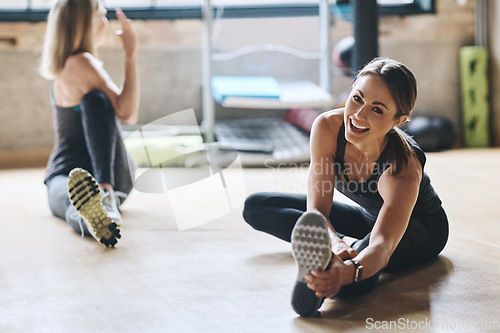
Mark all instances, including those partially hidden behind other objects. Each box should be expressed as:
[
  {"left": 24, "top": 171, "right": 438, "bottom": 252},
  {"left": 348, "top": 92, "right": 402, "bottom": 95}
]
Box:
[
  {"left": 243, "top": 192, "right": 374, "bottom": 242},
  {"left": 46, "top": 169, "right": 122, "bottom": 246},
  {"left": 47, "top": 175, "right": 91, "bottom": 237},
  {"left": 243, "top": 192, "right": 307, "bottom": 242},
  {"left": 335, "top": 207, "right": 449, "bottom": 298},
  {"left": 243, "top": 192, "right": 383, "bottom": 315}
]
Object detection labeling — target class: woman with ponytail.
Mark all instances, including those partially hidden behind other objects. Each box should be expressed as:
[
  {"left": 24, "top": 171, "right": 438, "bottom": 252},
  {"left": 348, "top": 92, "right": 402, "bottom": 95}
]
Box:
[{"left": 243, "top": 58, "right": 448, "bottom": 317}]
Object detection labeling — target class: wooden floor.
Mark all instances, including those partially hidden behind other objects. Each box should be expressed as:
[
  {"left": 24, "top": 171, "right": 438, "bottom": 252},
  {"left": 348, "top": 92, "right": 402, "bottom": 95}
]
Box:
[{"left": 1, "top": 149, "right": 499, "bottom": 332}]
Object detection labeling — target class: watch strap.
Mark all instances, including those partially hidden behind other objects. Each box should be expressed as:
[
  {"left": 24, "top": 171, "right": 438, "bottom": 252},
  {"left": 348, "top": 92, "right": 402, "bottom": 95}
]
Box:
[{"left": 345, "top": 259, "right": 363, "bottom": 283}]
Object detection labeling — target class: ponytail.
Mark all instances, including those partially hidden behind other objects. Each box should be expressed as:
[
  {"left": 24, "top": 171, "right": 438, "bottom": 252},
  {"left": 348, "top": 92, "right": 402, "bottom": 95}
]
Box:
[{"left": 386, "top": 127, "right": 415, "bottom": 175}]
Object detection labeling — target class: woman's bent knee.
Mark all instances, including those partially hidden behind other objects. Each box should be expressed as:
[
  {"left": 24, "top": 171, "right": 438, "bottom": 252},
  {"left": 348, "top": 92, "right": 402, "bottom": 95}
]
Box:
[
  {"left": 81, "top": 90, "right": 114, "bottom": 117},
  {"left": 82, "top": 89, "right": 111, "bottom": 106}
]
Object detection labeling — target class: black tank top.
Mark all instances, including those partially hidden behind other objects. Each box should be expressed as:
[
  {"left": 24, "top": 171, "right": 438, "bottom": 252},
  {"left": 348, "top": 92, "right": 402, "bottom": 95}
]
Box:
[
  {"left": 333, "top": 122, "right": 442, "bottom": 217},
  {"left": 44, "top": 104, "right": 92, "bottom": 184}
]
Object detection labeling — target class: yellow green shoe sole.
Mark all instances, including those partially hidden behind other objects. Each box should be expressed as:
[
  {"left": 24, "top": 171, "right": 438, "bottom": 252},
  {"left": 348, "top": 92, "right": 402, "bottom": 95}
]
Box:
[{"left": 67, "top": 168, "right": 121, "bottom": 247}]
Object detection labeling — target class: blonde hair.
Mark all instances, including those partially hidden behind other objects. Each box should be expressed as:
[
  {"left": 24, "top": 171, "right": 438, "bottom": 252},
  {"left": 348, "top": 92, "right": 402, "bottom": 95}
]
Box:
[{"left": 39, "top": 0, "right": 100, "bottom": 80}]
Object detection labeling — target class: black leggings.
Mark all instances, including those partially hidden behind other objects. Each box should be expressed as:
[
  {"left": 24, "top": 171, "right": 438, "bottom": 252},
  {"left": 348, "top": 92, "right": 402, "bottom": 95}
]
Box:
[
  {"left": 242, "top": 192, "right": 449, "bottom": 297},
  {"left": 79, "top": 90, "right": 134, "bottom": 187},
  {"left": 46, "top": 90, "right": 135, "bottom": 235}
]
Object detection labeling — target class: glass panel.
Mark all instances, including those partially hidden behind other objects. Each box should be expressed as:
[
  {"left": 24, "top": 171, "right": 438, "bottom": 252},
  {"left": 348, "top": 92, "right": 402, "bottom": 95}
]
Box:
[
  {"left": 378, "top": 0, "right": 414, "bottom": 4},
  {"left": 103, "top": 0, "right": 149, "bottom": 7},
  {"left": 155, "top": 0, "right": 202, "bottom": 5},
  {"left": 0, "top": 0, "right": 429, "bottom": 17},
  {"left": 211, "top": 0, "right": 318, "bottom": 4},
  {"left": 104, "top": 0, "right": 202, "bottom": 7},
  {"left": 30, "top": 0, "right": 52, "bottom": 9},
  {"left": 0, "top": 0, "right": 416, "bottom": 8},
  {"left": 0, "top": 0, "right": 28, "bottom": 9}
]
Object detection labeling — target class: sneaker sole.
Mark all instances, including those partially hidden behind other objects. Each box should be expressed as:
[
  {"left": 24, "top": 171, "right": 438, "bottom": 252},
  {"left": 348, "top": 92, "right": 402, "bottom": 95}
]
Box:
[
  {"left": 67, "top": 168, "right": 121, "bottom": 247},
  {"left": 291, "top": 211, "right": 332, "bottom": 317}
]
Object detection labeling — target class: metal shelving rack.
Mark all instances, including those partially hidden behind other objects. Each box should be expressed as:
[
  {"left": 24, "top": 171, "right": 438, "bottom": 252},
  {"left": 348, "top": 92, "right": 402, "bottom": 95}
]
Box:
[{"left": 200, "top": 0, "right": 335, "bottom": 142}]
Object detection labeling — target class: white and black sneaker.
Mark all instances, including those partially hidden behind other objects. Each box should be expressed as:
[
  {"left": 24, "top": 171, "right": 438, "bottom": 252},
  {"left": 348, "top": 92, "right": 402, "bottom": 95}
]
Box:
[
  {"left": 101, "top": 188, "right": 122, "bottom": 223},
  {"left": 67, "top": 168, "right": 121, "bottom": 247},
  {"left": 291, "top": 210, "right": 332, "bottom": 317}
]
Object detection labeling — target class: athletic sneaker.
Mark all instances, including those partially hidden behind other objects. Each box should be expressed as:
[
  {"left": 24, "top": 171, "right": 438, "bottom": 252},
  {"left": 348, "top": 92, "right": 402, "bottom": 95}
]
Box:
[
  {"left": 101, "top": 188, "right": 122, "bottom": 223},
  {"left": 291, "top": 210, "right": 332, "bottom": 317},
  {"left": 67, "top": 168, "right": 121, "bottom": 247}
]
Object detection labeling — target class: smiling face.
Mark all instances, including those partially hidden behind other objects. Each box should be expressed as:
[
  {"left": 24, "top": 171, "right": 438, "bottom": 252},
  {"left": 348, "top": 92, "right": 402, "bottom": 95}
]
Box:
[{"left": 344, "top": 74, "right": 407, "bottom": 148}]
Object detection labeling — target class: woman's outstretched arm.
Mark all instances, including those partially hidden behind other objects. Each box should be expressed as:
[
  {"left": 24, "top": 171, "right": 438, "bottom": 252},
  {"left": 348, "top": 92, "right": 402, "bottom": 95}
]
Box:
[
  {"left": 352, "top": 154, "right": 422, "bottom": 279},
  {"left": 306, "top": 110, "right": 358, "bottom": 260}
]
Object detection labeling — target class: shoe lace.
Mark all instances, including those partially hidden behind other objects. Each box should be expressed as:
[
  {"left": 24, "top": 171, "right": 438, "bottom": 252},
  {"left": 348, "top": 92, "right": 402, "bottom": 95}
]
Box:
[
  {"left": 101, "top": 189, "right": 118, "bottom": 209},
  {"left": 114, "top": 191, "right": 128, "bottom": 206}
]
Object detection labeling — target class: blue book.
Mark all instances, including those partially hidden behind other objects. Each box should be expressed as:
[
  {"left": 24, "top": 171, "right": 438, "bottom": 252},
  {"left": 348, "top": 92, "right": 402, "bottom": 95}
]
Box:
[{"left": 211, "top": 76, "right": 281, "bottom": 103}]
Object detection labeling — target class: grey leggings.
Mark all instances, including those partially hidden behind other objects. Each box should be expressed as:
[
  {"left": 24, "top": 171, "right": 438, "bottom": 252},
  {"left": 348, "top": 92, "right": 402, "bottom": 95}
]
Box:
[
  {"left": 46, "top": 90, "right": 135, "bottom": 235},
  {"left": 243, "top": 192, "right": 449, "bottom": 297}
]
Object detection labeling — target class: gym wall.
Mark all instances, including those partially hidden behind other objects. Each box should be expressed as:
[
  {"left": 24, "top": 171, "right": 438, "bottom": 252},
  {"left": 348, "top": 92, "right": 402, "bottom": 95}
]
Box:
[
  {"left": 489, "top": 1, "right": 500, "bottom": 146},
  {"left": 0, "top": 0, "right": 491, "bottom": 158}
]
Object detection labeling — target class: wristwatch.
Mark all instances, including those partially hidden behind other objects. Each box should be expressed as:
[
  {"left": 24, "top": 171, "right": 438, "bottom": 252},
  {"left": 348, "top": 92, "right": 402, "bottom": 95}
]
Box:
[{"left": 345, "top": 259, "right": 363, "bottom": 283}]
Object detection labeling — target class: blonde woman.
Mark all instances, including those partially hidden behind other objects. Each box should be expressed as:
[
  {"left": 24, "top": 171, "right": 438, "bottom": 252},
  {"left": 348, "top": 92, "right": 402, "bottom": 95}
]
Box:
[
  {"left": 40, "top": 0, "right": 139, "bottom": 247},
  {"left": 243, "top": 58, "right": 449, "bottom": 316}
]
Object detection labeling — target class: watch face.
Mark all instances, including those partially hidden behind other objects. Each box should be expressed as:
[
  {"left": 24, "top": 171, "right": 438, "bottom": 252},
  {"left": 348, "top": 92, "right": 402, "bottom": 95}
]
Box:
[
  {"left": 356, "top": 264, "right": 363, "bottom": 282},
  {"left": 354, "top": 267, "right": 360, "bottom": 282}
]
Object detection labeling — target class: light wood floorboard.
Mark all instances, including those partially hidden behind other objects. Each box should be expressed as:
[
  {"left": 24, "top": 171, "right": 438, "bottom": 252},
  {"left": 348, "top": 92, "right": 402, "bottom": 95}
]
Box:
[{"left": 0, "top": 149, "right": 499, "bottom": 332}]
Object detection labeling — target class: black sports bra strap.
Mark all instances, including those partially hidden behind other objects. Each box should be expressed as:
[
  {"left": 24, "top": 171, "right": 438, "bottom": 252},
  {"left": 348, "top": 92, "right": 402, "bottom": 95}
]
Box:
[{"left": 335, "top": 122, "right": 347, "bottom": 165}]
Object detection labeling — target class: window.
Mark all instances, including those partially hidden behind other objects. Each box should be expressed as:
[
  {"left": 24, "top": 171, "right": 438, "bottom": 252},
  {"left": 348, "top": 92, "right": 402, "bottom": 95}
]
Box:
[
  {"left": 0, "top": 0, "right": 435, "bottom": 22},
  {"left": 378, "top": 0, "right": 435, "bottom": 15}
]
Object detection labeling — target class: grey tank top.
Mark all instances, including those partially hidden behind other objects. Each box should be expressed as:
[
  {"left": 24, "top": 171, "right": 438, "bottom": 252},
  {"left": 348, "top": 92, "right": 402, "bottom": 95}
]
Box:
[
  {"left": 333, "top": 122, "right": 442, "bottom": 217},
  {"left": 44, "top": 104, "right": 92, "bottom": 184}
]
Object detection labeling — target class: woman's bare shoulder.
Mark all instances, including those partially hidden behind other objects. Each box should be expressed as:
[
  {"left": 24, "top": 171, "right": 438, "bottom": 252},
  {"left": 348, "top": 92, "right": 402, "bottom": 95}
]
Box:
[
  {"left": 381, "top": 151, "right": 422, "bottom": 188},
  {"left": 310, "top": 108, "right": 345, "bottom": 157},
  {"left": 61, "top": 52, "right": 107, "bottom": 87},
  {"left": 313, "top": 108, "right": 344, "bottom": 133},
  {"left": 54, "top": 53, "right": 103, "bottom": 105},
  {"left": 64, "top": 52, "right": 101, "bottom": 73}
]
